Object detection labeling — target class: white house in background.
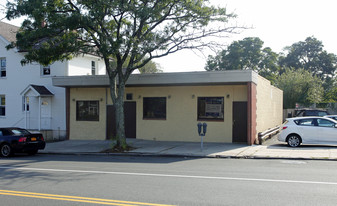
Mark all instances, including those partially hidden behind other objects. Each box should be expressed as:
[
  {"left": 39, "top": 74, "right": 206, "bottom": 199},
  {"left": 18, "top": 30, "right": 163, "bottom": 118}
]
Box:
[{"left": 0, "top": 21, "right": 105, "bottom": 140}]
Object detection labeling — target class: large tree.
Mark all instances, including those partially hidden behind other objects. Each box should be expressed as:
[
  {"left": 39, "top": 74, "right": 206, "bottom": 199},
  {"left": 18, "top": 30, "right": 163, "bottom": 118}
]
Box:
[
  {"left": 205, "top": 37, "right": 279, "bottom": 81},
  {"left": 7, "top": 0, "right": 240, "bottom": 148},
  {"left": 280, "top": 37, "right": 337, "bottom": 103},
  {"left": 274, "top": 68, "right": 324, "bottom": 109},
  {"left": 279, "top": 36, "right": 337, "bottom": 81}
]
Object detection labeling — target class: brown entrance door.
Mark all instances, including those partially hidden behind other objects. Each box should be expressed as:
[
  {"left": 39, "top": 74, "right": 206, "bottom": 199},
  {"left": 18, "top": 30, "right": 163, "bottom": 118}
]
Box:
[
  {"left": 232, "top": 102, "right": 247, "bottom": 143},
  {"left": 106, "top": 102, "right": 136, "bottom": 139}
]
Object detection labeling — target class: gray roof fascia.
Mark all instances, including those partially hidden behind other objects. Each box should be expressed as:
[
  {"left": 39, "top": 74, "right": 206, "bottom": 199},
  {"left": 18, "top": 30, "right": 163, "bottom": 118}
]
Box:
[
  {"left": 52, "top": 70, "right": 259, "bottom": 88},
  {"left": 30, "top": 85, "right": 54, "bottom": 96},
  {"left": 20, "top": 84, "right": 54, "bottom": 97}
]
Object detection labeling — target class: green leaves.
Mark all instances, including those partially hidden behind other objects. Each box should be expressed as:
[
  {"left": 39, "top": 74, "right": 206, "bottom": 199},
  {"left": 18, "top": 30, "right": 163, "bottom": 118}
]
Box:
[
  {"left": 205, "top": 36, "right": 337, "bottom": 108},
  {"left": 274, "top": 68, "right": 324, "bottom": 109},
  {"left": 205, "top": 37, "right": 280, "bottom": 80},
  {"left": 280, "top": 36, "right": 337, "bottom": 80},
  {"left": 7, "top": 0, "right": 237, "bottom": 74}
]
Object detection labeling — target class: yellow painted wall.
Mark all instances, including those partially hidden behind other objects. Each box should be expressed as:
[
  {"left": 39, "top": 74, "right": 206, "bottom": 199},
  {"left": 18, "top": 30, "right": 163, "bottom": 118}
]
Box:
[
  {"left": 69, "top": 88, "right": 107, "bottom": 140},
  {"left": 256, "top": 76, "right": 283, "bottom": 135},
  {"left": 126, "top": 85, "right": 247, "bottom": 142},
  {"left": 69, "top": 85, "right": 247, "bottom": 142}
]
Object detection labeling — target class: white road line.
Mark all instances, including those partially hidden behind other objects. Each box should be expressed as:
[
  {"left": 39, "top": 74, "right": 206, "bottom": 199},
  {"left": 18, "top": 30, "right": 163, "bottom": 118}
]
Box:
[{"left": 0, "top": 166, "right": 336, "bottom": 186}]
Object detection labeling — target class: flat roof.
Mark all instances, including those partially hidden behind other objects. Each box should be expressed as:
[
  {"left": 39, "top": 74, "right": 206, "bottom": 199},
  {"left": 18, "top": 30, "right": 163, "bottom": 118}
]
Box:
[{"left": 52, "top": 70, "right": 259, "bottom": 88}]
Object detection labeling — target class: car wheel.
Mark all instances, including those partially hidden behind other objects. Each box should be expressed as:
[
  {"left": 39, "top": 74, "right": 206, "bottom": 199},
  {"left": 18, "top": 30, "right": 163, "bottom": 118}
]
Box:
[
  {"left": 0, "top": 143, "right": 13, "bottom": 157},
  {"left": 27, "top": 150, "right": 38, "bottom": 155},
  {"left": 287, "top": 135, "right": 301, "bottom": 147}
]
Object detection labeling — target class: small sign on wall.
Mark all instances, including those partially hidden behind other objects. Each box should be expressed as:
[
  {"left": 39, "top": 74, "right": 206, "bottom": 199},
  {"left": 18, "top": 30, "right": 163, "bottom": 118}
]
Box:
[{"left": 205, "top": 103, "right": 222, "bottom": 118}]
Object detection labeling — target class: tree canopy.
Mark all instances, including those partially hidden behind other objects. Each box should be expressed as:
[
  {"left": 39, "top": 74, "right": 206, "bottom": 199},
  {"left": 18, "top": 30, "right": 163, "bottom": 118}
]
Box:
[
  {"left": 7, "top": 0, "right": 240, "bottom": 148},
  {"left": 324, "top": 87, "right": 337, "bottom": 103},
  {"left": 279, "top": 36, "right": 337, "bottom": 81},
  {"left": 274, "top": 68, "right": 324, "bottom": 109},
  {"left": 205, "top": 37, "right": 279, "bottom": 80},
  {"left": 205, "top": 36, "right": 337, "bottom": 109}
]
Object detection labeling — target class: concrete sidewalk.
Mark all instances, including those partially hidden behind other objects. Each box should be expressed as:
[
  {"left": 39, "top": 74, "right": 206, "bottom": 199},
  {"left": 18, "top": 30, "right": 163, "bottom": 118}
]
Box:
[{"left": 40, "top": 138, "right": 337, "bottom": 160}]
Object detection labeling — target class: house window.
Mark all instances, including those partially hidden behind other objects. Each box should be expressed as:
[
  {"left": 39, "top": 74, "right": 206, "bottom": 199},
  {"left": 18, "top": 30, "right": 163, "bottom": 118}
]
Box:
[
  {"left": 76, "top": 101, "right": 99, "bottom": 121},
  {"left": 143, "top": 97, "right": 166, "bottom": 119},
  {"left": 41, "top": 65, "right": 51, "bottom": 75},
  {"left": 91, "top": 61, "right": 96, "bottom": 75},
  {"left": 0, "top": 95, "right": 5, "bottom": 116},
  {"left": 0, "top": 58, "right": 6, "bottom": 77},
  {"left": 22, "top": 96, "right": 30, "bottom": 111},
  {"left": 197, "top": 97, "right": 224, "bottom": 121}
]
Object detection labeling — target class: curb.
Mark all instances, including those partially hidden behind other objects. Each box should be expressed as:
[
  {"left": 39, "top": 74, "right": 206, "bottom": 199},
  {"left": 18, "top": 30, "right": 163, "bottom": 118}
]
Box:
[{"left": 38, "top": 151, "right": 337, "bottom": 161}]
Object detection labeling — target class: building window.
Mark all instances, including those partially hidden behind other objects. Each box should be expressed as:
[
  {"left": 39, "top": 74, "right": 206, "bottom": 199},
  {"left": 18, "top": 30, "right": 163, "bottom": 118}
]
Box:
[
  {"left": 91, "top": 61, "right": 96, "bottom": 75},
  {"left": 0, "top": 95, "right": 5, "bottom": 116},
  {"left": 0, "top": 58, "right": 6, "bottom": 77},
  {"left": 76, "top": 101, "right": 99, "bottom": 121},
  {"left": 197, "top": 97, "right": 224, "bottom": 121},
  {"left": 22, "top": 96, "right": 30, "bottom": 111},
  {"left": 143, "top": 97, "right": 166, "bottom": 119},
  {"left": 126, "top": 93, "right": 133, "bottom": 100},
  {"left": 41, "top": 65, "right": 51, "bottom": 75}
]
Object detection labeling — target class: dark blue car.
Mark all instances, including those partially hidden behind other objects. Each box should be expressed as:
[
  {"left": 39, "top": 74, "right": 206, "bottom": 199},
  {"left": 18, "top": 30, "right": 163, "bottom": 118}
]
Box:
[{"left": 0, "top": 128, "right": 46, "bottom": 157}]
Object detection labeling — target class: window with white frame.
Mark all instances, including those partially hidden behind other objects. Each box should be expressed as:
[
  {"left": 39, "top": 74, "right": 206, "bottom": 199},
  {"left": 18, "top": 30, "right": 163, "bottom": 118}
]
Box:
[
  {"left": 22, "top": 96, "right": 30, "bottom": 111},
  {"left": 41, "top": 65, "right": 51, "bottom": 76},
  {"left": 0, "top": 95, "right": 5, "bottom": 116},
  {"left": 0, "top": 58, "right": 6, "bottom": 77}
]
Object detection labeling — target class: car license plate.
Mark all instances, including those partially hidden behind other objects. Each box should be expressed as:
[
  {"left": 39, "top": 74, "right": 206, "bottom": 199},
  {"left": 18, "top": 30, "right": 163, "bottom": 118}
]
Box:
[{"left": 31, "top": 137, "right": 37, "bottom": 141}]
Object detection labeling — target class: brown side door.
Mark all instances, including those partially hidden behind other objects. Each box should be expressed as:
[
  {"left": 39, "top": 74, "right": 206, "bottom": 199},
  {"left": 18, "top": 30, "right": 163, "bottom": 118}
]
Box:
[
  {"left": 106, "top": 102, "right": 136, "bottom": 139},
  {"left": 232, "top": 102, "right": 248, "bottom": 143}
]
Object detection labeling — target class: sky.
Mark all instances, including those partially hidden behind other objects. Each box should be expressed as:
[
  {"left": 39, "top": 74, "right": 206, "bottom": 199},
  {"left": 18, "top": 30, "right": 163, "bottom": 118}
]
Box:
[
  {"left": 1, "top": 0, "right": 337, "bottom": 73},
  {"left": 155, "top": 0, "right": 337, "bottom": 72}
]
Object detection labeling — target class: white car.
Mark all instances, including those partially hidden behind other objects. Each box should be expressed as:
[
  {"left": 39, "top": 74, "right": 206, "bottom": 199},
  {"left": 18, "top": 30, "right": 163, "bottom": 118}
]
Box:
[
  {"left": 324, "top": 115, "right": 337, "bottom": 121},
  {"left": 278, "top": 116, "right": 337, "bottom": 147}
]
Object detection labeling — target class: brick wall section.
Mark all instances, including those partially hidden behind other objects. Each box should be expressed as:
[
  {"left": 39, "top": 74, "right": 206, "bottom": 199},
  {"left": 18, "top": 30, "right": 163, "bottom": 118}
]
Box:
[{"left": 256, "top": 76, "right": 283, "bottom": 142}]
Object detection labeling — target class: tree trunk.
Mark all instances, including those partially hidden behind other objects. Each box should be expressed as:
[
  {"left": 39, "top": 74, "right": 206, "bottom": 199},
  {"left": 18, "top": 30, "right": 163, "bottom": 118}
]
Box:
[
  {"left": 114, "top": 84, "right": 126, "bottom": 148},
  {"left": 108, "top": 72, "right": 127, "bottom": 149}
]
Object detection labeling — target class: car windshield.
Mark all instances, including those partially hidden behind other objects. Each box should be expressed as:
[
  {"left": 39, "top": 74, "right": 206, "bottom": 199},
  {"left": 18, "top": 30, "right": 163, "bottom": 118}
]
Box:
[{"left": 10, "top": 128, "right": 30, "bottom": 135}]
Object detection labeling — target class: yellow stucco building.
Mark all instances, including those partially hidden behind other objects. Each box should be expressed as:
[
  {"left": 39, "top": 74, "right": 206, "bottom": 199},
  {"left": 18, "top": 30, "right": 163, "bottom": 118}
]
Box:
[{"left": 53, "top": 70, "right": 283, "bottom": 145}]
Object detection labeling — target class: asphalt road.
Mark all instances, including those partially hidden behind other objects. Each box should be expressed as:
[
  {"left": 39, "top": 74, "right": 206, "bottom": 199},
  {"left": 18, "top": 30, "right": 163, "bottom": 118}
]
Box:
[{"left": 1, "top": 154, "right": 337, "bottom": 206}]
